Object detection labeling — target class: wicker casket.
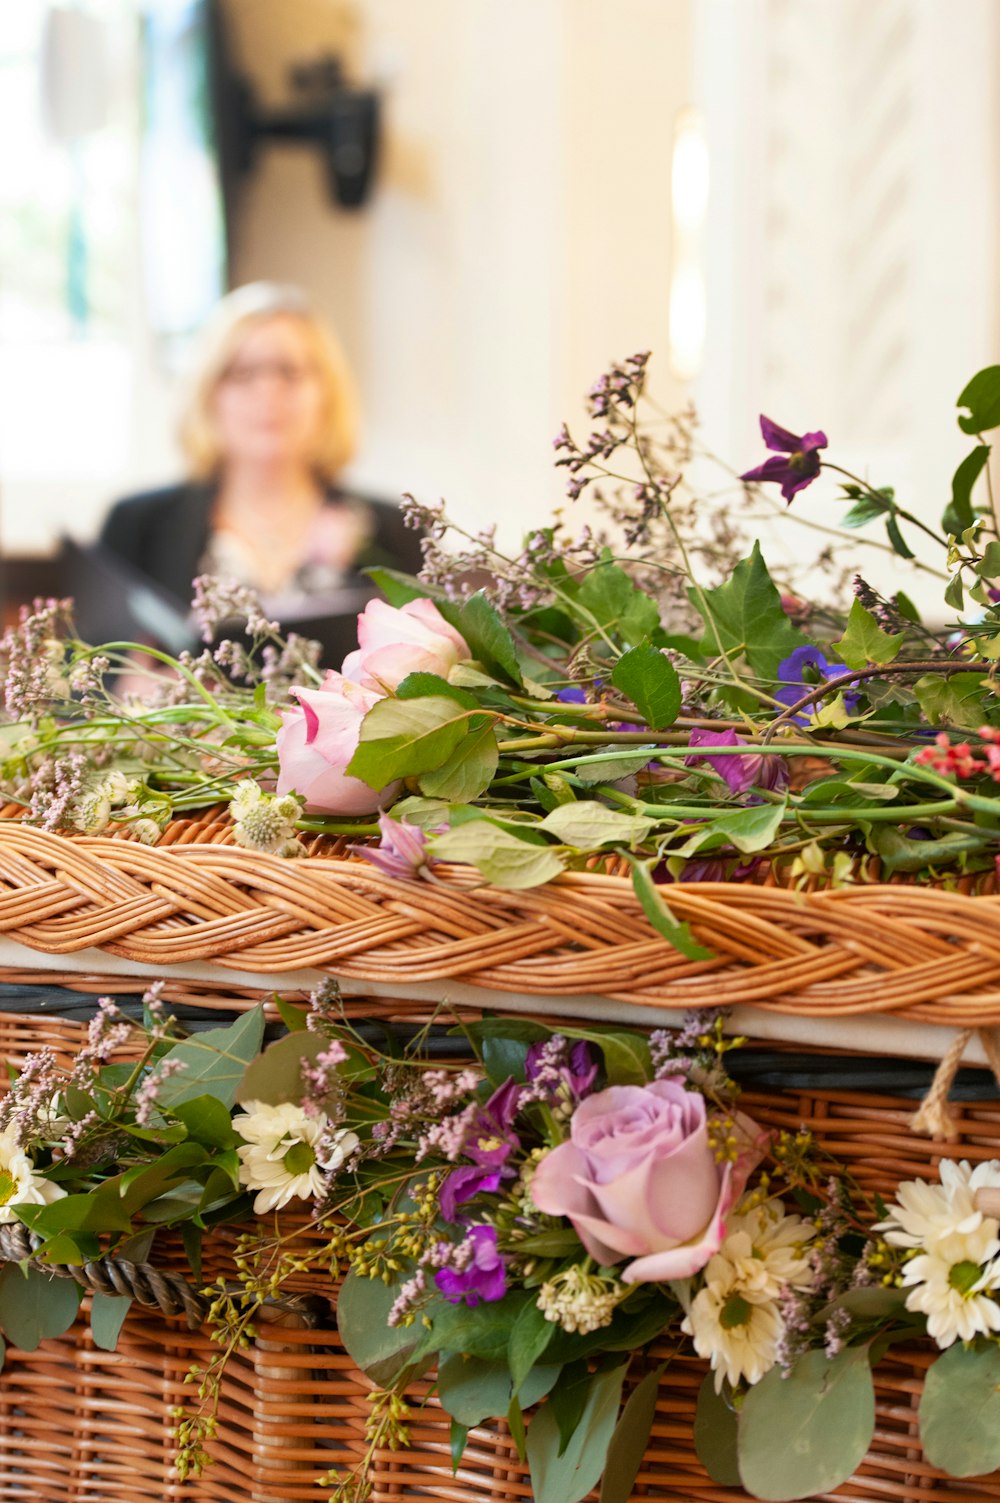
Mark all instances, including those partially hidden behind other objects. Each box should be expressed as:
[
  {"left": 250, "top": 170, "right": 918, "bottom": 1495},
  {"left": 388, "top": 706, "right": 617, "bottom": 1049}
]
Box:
[{"left": 0, "top": 813, "right": 998, "bottom": 1503}]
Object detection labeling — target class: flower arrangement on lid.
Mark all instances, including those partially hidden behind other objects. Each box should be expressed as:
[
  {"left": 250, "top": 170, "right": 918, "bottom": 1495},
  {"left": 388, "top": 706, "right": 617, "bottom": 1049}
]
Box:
[
  {"left": 5, "top": 357, "right": 1000, "bottom": 926},
  {"left": 2, "top": 987, "right": 1000, "bottom": 1500}
]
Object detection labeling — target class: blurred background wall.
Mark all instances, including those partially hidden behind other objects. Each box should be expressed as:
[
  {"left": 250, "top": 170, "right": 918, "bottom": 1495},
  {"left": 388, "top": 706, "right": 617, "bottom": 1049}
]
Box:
[{"left": 1, "top": 0, "right": 998, "bottom": 598}]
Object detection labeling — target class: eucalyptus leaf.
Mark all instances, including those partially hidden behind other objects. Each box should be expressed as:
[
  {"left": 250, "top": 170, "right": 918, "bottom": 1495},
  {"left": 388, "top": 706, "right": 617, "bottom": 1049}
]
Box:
[
  {"left": 430, "top": 822, "right": 565, "bottom": 889},
  {"left": 538, "top": 802, "right": 654, "bottom": 850},
  {"left": 509, "top": 1296, "right": 555, "bottom": 1392},
  {"left": 437, "top": 1353, "right": 560, "bottom": 1427},
  {"left": 526, "top": 1362, "right": 627, "bottom": 1503},
  {"left": 737, "top": 1346, "right": 875, "bottom": 1500},
  {"left": 599, "top": 1363, "right": 666, "bottom": 1503},
  {"left": 168, "top": 1094, "right": 238, "bottom": 1149},
  {"left": 919, "top": 1340, "right": 1000, "bottom": 1477},
  {"left": 0, "top": 1264, "right": 82, "bottom": 1351},
  {"left": 236, "top": 1029, "right": 328, "bottom": 1107},
  {"left": 336, "top": 1272, "right": 426, "bottom": 1386},
  {"left": 153, "top": 1006, "right": 265, "bottom": 1110},
  {"left": 694, "top": 1375, "right": 741, "bottom": 1485},
  {"left": 90, "top": 1291, "right": 132, "bottom": 1352}
]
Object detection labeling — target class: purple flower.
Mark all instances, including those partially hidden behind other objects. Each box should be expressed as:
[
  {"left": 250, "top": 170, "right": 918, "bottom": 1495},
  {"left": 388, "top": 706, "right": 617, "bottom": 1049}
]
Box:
[
  {"left": 351, "top": 813, "right": 436, "bottom": 881},
  {"left": 556, "top": 685, "right": 588, "bottom": 704},
  {"left": 525, "top": 1038, "right": 598, "bottom": 1100},
  {"left": 684, "top": 726, "right": 789, "bottom": 796},
  {"left": 775, "top": 646, "right": 860, "bottom": 723},
  {"left": 439, "top": 1165, "right": 501, "bottom": 1222},
  {"left": 435, "top": 1225, "right": 507, "bottom": 1306},
  {"left": 740, "top": 416, "right": 828, "bottom": 503},
  {"left": 466, "top": 1078, "right": 522, "bottom": 1168}
]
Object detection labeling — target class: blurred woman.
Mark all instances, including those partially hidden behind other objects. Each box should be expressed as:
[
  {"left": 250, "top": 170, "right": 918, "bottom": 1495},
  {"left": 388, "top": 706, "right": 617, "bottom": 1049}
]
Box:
[{"left": 99, "top": 282, "right": 420, "bottom": 656}]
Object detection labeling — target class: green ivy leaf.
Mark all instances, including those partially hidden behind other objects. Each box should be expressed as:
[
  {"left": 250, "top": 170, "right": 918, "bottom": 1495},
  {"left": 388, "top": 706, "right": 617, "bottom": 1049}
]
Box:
[
  {"left": 979, "top": 539, "right": 1000, "bottom": 578},
  {"left": 430, "top": 822, "right": 565, "bottom": 889},
  {"left": 914, "top": 671, "right": 988, "bottom": 731},
  {"left": 944, "top": 574, "right": 965, "bottom": 611},
  {"left": 347, "top": 695, "right": 471, "bottom": 788},
  {"left": 578, "top": 560, "right": 659, "bottom": 646},
  {"left": 737, "top": 1346, "right": 875, "bottom": 1500},
  {"left": 609, "top": 643, "right": 681, "bottom": 727},
  {"left": 599, "top": 1363, "right": 666, "bottom": 1503},
  {"left": 691, "top": 543, "right": 807, "bottom": 679},
  {"left": 831, "top": 600, "right": 904, "bottom": 671},
  {"left": 694, "top": 1375, "right": 741, "bottom": 1485},
  {"left": 418, "top": 720, "right": 499, "bottom": 801},
  {"left": 526, "top": 1363, "right": 627, "bottom": 1503},
  {"left": 90, "top": 1292, "right": 132, "bottom": 1352},
  {"left": 624, "top": 856, "right": 713, "bottom": 961},
  {"left": 919, "top": 1340, "right": 1000, "bottom": 1477},
  {"left": 153, "top": 1006, "right": 265, "bottom": 1110},
  {"left": 538, "top": 802, "right": 654, "bottom": 850},
  {"left": 0, "top": 1264, "right": 82, "bottom": 1351},
  {"left": 958, "top": 366, "right": 1000, "bottom": 434},
  {"left": 943, "top": 446, "right": 990, "bottom": 534}
]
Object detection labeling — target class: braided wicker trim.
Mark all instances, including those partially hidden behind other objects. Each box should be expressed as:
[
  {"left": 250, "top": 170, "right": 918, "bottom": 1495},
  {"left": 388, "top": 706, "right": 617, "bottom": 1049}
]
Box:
[{"left": 0, "top": 822, "right": 999, "bottom": 1024}]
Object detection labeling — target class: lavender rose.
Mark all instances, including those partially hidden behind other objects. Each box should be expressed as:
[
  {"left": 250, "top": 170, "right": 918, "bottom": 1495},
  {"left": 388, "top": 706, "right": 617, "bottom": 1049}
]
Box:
[{"left": 530, "top": 1080, "right": 759, "bottom": 1283}]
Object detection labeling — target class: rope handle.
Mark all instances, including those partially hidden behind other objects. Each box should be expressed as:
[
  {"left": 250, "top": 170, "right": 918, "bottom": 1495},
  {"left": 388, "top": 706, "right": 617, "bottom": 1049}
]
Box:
[{"left": 911, "top": 1026, "right": 1000, "bottom": 1141}]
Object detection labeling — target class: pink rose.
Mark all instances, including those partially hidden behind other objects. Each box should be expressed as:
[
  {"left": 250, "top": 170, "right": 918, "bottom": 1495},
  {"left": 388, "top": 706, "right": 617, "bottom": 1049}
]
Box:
[
  {"left": 530, "top": 1080, "right": 759, "bottom": 1283},
  {"left": 341, "top": 598, "right": 469, "bottom": 691},
  {"left": 276, "top": 673, "right": 399, "bottom": 815}
]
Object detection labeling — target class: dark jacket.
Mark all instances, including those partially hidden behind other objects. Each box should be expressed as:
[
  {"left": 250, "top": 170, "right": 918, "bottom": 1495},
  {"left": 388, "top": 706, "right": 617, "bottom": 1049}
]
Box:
[
  {"left": 99, "top": 481, "right": 422, "bottom": 601},
  {"left": 96, "top": 481, "right": 424, "bottom": 666}
]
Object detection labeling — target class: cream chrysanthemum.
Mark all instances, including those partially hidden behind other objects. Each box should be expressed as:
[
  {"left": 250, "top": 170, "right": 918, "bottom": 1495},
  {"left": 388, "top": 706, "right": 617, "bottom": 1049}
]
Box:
[
  {"left": 683, "top": 1257, "right": 783, "bottom": 1391},
  {"left": 875, "top": 1159, "right": 1000, "bottom": 1249},
  {"left": 715, "top": 1201, "right": 814, "bottom": 1300},
  {"left": 899, "top": 1224, "right": 1000, "bottom": 1348},
  {"left": 0, "top": 1128, "right": 65, "bottom": 1224},
  {"left": 234, "top": 1100, "right": 357, "bottom": 1213}
]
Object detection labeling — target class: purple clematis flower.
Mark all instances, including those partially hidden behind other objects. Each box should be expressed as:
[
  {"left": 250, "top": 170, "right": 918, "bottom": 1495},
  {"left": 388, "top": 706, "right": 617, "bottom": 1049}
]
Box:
[
  {"left": 435, "top": 1225, "right": 507, "bottom": 1306},
  {"left": 740, "top": 416, "right": 828, "bottom": 503},
  {"left": 351, "top": 812, "right": 436, "bottom": 881},
  {"left": 684, "top": 726, "right": 789, "bottom": 797},
  {"left": 774, "top": 646, "right": 860, "bottom": 724},
  {"left": 437, "top": 1078, "right": 523, "bottom": 1222}
]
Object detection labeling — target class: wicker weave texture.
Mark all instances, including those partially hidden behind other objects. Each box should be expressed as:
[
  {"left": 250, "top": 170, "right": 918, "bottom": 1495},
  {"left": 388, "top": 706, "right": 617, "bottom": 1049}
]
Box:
[
  {"left": 0, "top": 1005, "right": 998, "bottom": 1503},
  {"left": 3, "top": 820, "right": 1000, "bottom": 1023}
]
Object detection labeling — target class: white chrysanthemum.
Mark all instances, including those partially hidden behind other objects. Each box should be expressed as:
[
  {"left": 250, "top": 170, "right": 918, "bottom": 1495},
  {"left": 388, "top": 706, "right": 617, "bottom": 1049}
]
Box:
[
  {"left": 899, "top": 1224, "right": 1000, "bottom": 1348},
  {"left": 233, "top": 1100, "right": 357, "bottom": 1213},
  {"left": 683, "top": 1258, "right": 783, "bottom": 1391},
  {"left": 0, "top": 1128, "right": 65, "bottom": 1224},
  {"left": 716, "top": 1200, "right": 815, "bottom": 1299},
  {"left": 875, "top": 1159, "right": 1000, "bottom": 1250}
]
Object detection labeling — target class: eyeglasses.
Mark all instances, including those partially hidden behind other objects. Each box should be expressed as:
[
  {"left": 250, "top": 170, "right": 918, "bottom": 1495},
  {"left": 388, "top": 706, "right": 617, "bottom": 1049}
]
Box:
[{"left": 220, "top": 359, "right": 319, "bottom": 388}]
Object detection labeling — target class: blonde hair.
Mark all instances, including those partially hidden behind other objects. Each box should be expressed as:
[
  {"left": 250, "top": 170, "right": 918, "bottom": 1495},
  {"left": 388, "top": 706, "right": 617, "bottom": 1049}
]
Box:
[{"left": 178, "top": 282, "right": 360, "bottom": 481}]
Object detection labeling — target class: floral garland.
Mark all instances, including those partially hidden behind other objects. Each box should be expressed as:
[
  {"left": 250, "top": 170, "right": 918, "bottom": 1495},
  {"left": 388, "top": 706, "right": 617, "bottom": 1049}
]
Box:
[{"left": 2, "top": 989, "right": 1000, "bottom": 1500}]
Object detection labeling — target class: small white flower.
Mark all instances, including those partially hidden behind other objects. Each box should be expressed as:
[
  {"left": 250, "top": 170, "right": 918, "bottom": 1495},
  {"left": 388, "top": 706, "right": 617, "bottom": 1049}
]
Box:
[
  {"left": 129, "top": 818, "right": 162, "bottom": 845},
  {"left": 234, "top": 1100, "right": 355, "bottom": 1213},
  {"left": 876, "top": 1160, "right": 1000, "bottom": 1250},
  {"left": 900, "top": 1225, "right": 1000, "bottom": 1348},
  {"left": 229, "top": 782, "right": 304, "bottom": 856},
  {"left": 71, "top": 786, "right": 112, "bottom": 835},
  {"left": 0, "top": 1128, "right": 65, "bottom": 1224},
  {"left": 683, "top": 1257, "right": 784, "bottom": 1391},
  {"left": 537, "top": 1265, "right": 623, "bottom": 1334}
]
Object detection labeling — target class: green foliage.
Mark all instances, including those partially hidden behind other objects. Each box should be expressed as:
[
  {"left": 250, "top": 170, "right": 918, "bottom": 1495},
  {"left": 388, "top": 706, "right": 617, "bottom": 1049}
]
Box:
[
  {"left": 438, "top": 591, "right": 523, "bottom": 684},
  {"left": 90, "top": 1292, "right": 133, "bottom": 1352},
  {"left": 526, "top": 1363, "right": 627, "bottom": 1503},
  {"left": 348, "top": 695, "right": 473, "bottom": 788},
  {"left": 538, "top": 802, "right": 654, "bottom": 850},
  {"left": 919, "top": 1341, "right": 1000, "bottom": 1477},
  {"left": 609, "top": 643, "right": 681, "bottom": 727},
  {"left": 694, "top": 1376, "right": 741, "bottom": 1484},
  {"left": 437, "top": 1355, "right": 560, "bottom": 1427},
  {"left": 944, "top": 445, "right": 991, "bottom": 534},
  {"left": 577, "top": 559, "right": 660, "bottom": 647},
  {"left": 336, "top": 1272, "right": 427, "bottom": 1387},
  {"left": 677, "top": 800, "right": 787, "bottom": 857},
  {"left": 599, "top": 1363, "right": 666, "bottom": 1503},
  {"left": 0, "top": 1265, "right": 82, "bottom": 1351},
  {"left": 625, "top": 856, "right": 714, "bottom": 961},
  {"left": 957, "top": 365, "right": 1000, "bottom": 434},
  {"left": 737, "top": 1346, "right": 875, "bottom": 1500},
  {"left": 236, "top": 1030, "right": 329, "bottom": 1107},
  {"left": 913, "top": 672, "right": 989, "bottom": 730},
  {"left": 430, "top": 820, "right": 566, "bottom": 888},
  {"left": 154, "top": 1007, "right": 266, "bottom": 1110},
  {"left": 418, "top": 719, "right": 499, "bottom": 801},
  {"left": 691, "top": 544, "right": 808, "bottom": 678},
  {"left": 832, "top": 600, "right": 904, "bottom": 670}
]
